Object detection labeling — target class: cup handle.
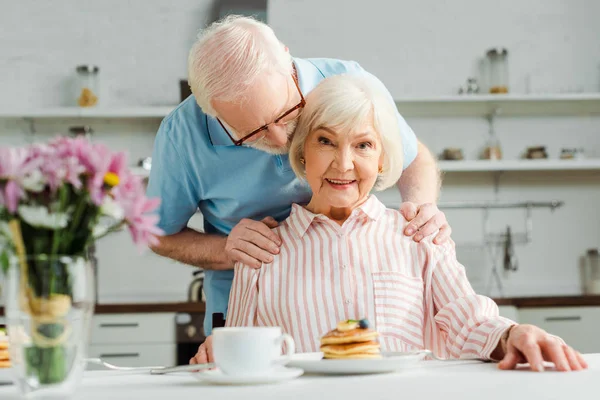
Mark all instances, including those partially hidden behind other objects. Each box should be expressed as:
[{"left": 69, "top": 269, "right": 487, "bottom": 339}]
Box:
[{"left": 274, "top": 333, "right": 295, "bottom": 366}]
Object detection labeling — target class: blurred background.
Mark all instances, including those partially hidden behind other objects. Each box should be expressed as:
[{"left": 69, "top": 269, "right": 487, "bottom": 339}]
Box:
[{"left": 0, "top": 0, "right": 599, "bottom": 364}]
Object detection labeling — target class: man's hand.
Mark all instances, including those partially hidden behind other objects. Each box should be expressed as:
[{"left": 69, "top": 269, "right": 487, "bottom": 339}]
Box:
[
  {"left": 190, "top": 335, "right": 214, "bottom": 365},
  {"left": 498, "top": 324, "right": 588, "bottom": 372},
  {"left": 400, "top": 202, "right": 451, "bottom": 244},
  {"left": 225, "top": 217, "right": 281, "bottom": 268}
]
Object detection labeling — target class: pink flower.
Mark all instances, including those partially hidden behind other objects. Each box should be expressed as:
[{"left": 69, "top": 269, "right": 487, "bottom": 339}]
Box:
[
  {"left": 111, "top": 172, "right": 163, "bottom": 250},
  {"left": 0, "top": 147, "right": 30, "bottom": 213},
  {"left": 123, "top": 195, "right": 164, "bottom": 251}
]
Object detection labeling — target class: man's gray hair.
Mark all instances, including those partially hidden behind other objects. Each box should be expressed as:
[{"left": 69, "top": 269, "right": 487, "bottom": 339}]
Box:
[{"left": 187, "top": 15, "right": 292, "bottom": 116}]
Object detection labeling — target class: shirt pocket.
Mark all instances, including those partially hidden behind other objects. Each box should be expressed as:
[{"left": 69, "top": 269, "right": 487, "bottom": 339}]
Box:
[{"left": 372, "top": 271, "right": 425, "bottom": 351}]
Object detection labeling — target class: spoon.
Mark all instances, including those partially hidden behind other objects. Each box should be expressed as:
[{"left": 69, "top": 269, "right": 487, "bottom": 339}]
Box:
[{"left": 86, "top": 358, "right": 215, "bottom": 374}]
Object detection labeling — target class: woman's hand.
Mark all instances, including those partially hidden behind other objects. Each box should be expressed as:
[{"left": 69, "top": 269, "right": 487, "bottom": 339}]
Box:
[
  {"left": 400, "top": 202, "right": 451, "bottom": 244},
  {"left": 190, "top": 335, "right": 214, "bottom": 365},
  {"left": 498, "top": 324, "right": 588, "bottom": 372}
]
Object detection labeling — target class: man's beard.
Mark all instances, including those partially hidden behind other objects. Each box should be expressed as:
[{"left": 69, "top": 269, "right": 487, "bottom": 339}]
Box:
[{"left": 247, "top": 119, "right": 298, "bottom": 155}]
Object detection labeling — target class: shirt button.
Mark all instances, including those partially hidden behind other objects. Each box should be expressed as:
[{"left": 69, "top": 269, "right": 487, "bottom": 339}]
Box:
[
  {"left": 342, "top": 264, "right": 348, "bottom": 269},
  {"left": 345, "top": 300, "right": 352, "bottom": 305}
]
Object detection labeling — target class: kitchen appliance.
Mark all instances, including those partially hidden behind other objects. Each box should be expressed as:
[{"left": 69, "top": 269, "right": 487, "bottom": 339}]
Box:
[
  {"left": 582, "top": 249, "right": 600, "bottom": 295},
  {"left": 175, "top": 313, "right": 225, "bottom": 365},
  {"left": 175, "top": 312, "right": 206, "bottom": 365},
  {"left": 188, "top": 270, "right": 205, "bottom": 303}
]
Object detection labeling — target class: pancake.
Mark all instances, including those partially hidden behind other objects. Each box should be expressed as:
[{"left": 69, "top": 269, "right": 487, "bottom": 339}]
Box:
[
  {"left": 321, "top": 340, "right": 381, "bottom": 356},
  {"left": 0, "top": 350, "right": 8, "bottom": 361},
  {"left": 0, "top": 360, "right": 11, "bottom": 368},
  {"left": 320, "top": 328, "right": 378, "bottom": 345},
  {"left": 0, "top": 342, "right": 7, "bottom": 351},
  {"left": 320, "top": 318, "right": 382, "bottom": 360}
]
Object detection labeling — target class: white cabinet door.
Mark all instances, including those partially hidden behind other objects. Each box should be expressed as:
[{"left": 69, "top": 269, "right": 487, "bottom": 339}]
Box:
[
  {"left": 498, "top": 306, "right": 519, "bottom": 323},
  {"left": 87, "top": 343, "right": 176, "bottom": 370},
  {"left": 518, "top": 307, "right": 600, "bottom": 353},
  {"left": 91, "top": 313, "right": 175, "bottom": 345}
]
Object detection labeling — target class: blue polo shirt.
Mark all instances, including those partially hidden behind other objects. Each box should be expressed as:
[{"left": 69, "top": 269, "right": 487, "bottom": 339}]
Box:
[{"left": 147, "top": 57, "right": 418, "bottom": 336}]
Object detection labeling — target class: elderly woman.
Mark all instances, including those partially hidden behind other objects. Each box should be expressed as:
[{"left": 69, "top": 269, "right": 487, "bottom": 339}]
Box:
[{"left": 192, "top": 75, "right": 587, "bottom": 372}]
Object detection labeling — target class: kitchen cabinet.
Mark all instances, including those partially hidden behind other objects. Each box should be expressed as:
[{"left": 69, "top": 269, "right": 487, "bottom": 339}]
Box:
[
  {"left": 518, "top": 307, "right": 600, "bottom": 353},
  {"left": 88, "top": 343, "right": 175, "bottom": 369},
  {"left": 87, "top": 313, "right": 176, "bottom": 370},
  {"left": 91, "top": 313, "right": 175, "bottom": 344}
]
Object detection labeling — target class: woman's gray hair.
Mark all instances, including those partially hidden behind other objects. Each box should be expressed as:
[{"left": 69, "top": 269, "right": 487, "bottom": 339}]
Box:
[{"left": 289, "top": 74, "right": 404, "bottom": 191}]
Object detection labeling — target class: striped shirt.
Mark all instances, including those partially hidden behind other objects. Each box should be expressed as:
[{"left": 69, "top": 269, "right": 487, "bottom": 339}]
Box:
[{"left": 226, "top": 195, "right": 515, "bottom": 359}]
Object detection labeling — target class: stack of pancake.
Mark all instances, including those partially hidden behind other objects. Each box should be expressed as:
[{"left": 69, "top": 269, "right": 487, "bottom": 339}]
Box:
[
  {"left": 320, "top": 319, "right": 381, "bottom": 359},
  {"left": 0, "top": 327, "right": 9, "bottom": 369}
]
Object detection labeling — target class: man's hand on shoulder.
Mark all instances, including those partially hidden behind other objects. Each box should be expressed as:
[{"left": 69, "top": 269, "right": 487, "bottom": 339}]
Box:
[{"left": 400, "top": 202, "right": 451, "bottom": 244}]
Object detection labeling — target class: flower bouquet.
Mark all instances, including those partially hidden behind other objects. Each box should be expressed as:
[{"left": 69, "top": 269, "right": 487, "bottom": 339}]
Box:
[{"left": 0, "top": 136, "right": 162, "bottom": 398}]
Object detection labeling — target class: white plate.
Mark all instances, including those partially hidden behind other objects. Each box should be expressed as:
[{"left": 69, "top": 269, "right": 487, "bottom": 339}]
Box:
[
  {"left": 190, "top": 366, "right": 304, "bottom": 385},
  {"left": 287, "top": 351, "right": 427, "bottom": 375},
  {"left": 0, "top": 368, "right": 13, "bottom": 385}
]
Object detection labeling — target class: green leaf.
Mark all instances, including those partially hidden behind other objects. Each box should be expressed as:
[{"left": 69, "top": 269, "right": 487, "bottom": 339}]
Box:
[{"left": 0, "top": 250, "right": 9, "bottom": 275}]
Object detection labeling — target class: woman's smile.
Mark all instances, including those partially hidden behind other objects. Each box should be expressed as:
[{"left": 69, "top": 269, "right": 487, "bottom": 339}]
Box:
[{"left": 324, "top": 177, "right": 358, "bottom": 190}]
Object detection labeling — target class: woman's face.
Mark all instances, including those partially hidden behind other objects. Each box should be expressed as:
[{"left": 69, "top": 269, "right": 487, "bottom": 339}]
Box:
[{"left": 303, "top": 121, "right": 383, "bottom": 212}]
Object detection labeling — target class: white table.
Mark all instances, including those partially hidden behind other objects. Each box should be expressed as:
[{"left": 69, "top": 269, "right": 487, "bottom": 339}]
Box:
[{"left": 1, "top": 354, "right": 599, "bottom": 400}]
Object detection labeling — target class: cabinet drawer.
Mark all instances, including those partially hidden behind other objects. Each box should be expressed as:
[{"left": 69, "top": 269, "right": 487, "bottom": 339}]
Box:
[
  {"left": 518, "top": 307, "right": 600, "bottom": 353},
  {"left": 91, "top": 313, "right": 175, "bottom": 345},
  {"left": 87, "top": 343, "right": 175, "bottom": 370}
]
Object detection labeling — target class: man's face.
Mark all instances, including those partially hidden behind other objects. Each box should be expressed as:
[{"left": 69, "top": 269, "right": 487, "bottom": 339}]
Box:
[{"left": 212, "top": 72, "right": 303, "bottom": 155}]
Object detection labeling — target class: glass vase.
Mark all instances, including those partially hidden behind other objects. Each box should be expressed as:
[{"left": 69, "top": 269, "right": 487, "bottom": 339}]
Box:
[{"left": 3, "top": 254, "right": 95, "bottom": 399}]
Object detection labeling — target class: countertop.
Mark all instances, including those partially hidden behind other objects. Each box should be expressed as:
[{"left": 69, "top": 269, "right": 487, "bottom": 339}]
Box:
[
  {"left": 1, "top": 354, "right": 599, "bottom": 399},
  {"left": 2, "top": 295, "right": 600, "bottom": 316}
]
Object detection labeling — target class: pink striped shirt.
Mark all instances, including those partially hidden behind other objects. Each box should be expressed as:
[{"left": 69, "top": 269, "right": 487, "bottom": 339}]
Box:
[{"left": 226, "top": 195, "right": 514, "bottom": 359}]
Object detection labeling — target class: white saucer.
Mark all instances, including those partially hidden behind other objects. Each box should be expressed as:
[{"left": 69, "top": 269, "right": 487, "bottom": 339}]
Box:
[
  {"left": 288, "top": 351, "right": 427, "bottom": 375},
  {"left": 191, "top": 367, "right": 304, "bottom": 385}
]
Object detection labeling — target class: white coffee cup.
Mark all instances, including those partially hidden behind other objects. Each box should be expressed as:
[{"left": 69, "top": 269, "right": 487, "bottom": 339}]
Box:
[{"left": 212, "top": 327, "right": 295, "bottom": 377}]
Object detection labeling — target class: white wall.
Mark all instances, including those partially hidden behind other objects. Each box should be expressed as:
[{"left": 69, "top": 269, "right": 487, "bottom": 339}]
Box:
[
  {"left": 1, "top": 0, "right": 599, "bottom": 302},
  {"left": 269, "top": 0, "right": 600, "bottom": 297},
  {"left": 0, "top": 0, "right": 217, "bottom": 303}
]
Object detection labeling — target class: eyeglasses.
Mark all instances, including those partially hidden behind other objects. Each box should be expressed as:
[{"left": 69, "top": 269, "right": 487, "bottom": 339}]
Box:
[{"left": 217, "top": 74, "right": 306, "bottom": 146}]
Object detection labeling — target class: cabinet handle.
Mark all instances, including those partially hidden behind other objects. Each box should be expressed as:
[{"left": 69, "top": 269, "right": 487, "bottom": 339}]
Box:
[
  {"left": 544, "top": 316, "right": 581, "bottom": 322},
  {"left": 99, "top": 323, "right": 139, "bottom": 328},
  {"left": 100, "top": 353, "right": 140, "bottom": 359}
]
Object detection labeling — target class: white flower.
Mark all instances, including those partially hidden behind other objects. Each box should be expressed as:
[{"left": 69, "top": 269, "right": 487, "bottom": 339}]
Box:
[
  {"left": 92, "top": 224, "right": 109, "bottom": 238},
  {"left": 20, "top": 169, "right": 46, "bottom": 193},
  {"left": 100, "top": 197, "right": 124, "bottom": 221},
  {"left": 18, "top": 205, "right": 69, "bottom": 229}
]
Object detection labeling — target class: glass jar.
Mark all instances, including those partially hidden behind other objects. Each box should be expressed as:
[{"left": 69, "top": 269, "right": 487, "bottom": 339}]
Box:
[
  {"left": 486, "top": 48, "right": 509, "bottom": 94},
  {"left": 482, "top": 136, "right": 502, "bottom": 160},
  {"left": 75, "top": 65, "right": 99, "bottom": 107},
  {"left": 68, "top": 125, "right": 93, "bottom": 139}
]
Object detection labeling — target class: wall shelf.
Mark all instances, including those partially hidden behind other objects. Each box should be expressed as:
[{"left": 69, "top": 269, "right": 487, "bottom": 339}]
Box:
[
  {"left": 394, "top": 93, "right": 600, "bottom": 117},
  {"left": 0, "top": 107, "right": 174, "bottom": 119},
  {"left": 1, "top": 94, "right": 599, "bottom": 119},
  {"left": 438, "top": 159, "right": 600, "bottom": 172}
]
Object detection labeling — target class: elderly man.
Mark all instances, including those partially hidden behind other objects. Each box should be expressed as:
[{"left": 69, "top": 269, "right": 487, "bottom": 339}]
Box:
[{"left": 147, "top": 16, "right": 448, "bottom": 336}]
